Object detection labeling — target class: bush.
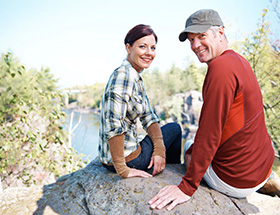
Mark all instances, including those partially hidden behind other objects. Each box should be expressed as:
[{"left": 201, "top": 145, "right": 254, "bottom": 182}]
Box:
[{"left": 0, "top": 52, "right": 86, "bottom": 188}]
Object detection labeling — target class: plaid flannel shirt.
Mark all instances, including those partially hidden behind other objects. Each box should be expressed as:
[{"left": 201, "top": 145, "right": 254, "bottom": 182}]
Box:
[{"left": 98, "top": 59, "right": 159, "bottom": 164}]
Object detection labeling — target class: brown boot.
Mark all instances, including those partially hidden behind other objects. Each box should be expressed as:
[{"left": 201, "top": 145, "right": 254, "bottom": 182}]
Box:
[{"left": 259, "top": 172, "right": 280, "bottom": 197}]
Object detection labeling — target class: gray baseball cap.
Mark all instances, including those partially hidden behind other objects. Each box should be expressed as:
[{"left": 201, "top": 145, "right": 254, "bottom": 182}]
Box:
[{"left": 179, "top": 9, "right": 224, "bottom": 42}]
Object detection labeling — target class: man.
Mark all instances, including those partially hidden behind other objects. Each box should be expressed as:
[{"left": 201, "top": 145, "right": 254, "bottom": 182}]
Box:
[{"left": 149, "top": 9, "right": 280, "bottom": 211}]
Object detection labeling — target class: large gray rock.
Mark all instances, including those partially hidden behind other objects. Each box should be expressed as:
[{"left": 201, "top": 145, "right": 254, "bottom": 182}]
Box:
[{"left": 1, "top": 158, "right": 280, "bottom": 215}]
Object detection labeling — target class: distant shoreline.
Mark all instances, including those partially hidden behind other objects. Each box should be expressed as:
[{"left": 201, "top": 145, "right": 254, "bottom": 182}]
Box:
[{"left": 65, "top": 101, "right": 100, "bottom": 115}]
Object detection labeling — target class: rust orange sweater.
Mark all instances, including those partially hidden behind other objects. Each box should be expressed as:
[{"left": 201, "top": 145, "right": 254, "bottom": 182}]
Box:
[{"left": 178, "top": 50, "right": 274, "bottom": 197}]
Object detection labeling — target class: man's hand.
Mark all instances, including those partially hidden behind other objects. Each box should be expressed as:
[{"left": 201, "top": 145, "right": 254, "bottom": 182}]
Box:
[
  {"left": 127, "top": 168, "right": 153, "bottom": 178},
  {"left": 148, "top": 185, "right": 190, "bottom": 210},
  {"left": 148, "top": 155, "right": 165, "bottom": 175}
]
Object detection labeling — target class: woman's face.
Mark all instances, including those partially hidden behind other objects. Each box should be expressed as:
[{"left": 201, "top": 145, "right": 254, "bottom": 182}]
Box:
[{"left": 126, "top": 34, "right": 156, "bottom": 73}]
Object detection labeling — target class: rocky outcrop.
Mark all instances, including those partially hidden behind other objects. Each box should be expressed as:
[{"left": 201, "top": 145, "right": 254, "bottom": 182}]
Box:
[
  {"left": 154, "top": 90, "right": 203, "bottom": 141},
  {"left": 1, "top": 158, "right": 280, "bottom": 215}
]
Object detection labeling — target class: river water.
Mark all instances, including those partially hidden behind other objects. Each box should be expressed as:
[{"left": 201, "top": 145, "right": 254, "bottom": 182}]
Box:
[{"left": 64, "top": 109, "right": 99, "bottom": 162}]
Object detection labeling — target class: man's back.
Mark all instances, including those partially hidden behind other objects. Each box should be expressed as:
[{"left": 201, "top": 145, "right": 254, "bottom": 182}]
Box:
[{"left": 205, "top": 50, "right": 274, "bottom": 188}]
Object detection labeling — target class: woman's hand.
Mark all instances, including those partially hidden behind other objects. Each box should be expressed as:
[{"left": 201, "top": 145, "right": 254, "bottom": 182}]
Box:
[
  {"left": 127, "top": 168, "right": 153, "bottom": 178},
  {"left": 148, "top": 155, "right": 166, "bottom": 175}
]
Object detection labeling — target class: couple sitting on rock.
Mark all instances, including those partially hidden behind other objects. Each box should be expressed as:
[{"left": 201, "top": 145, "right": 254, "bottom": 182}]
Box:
[{"left": 98, "top": 9, "right": 280, "bottom": 211}]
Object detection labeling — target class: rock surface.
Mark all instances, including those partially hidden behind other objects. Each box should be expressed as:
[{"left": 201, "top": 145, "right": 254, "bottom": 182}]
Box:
[{"left": 1, "top": 158, "right": 280, "bottom": 215}]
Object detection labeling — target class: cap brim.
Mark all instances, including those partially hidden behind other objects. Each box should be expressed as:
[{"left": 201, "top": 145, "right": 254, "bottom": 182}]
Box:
[
  {"left": 179, "top": 32, "right": 188, "bottom": 42},
  {"left": 178, "top": 24, "right": 212, "bottom": 42}
]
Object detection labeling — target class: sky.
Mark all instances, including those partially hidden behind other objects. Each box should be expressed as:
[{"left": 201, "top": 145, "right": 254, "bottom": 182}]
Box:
[{"left": 0, "top": 0, "right": 279, "bottom": 89}]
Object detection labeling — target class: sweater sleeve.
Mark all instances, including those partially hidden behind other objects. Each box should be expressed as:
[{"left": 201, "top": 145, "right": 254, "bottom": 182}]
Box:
[
  {"left": 178, "top": 55, "right": 238, "bottom": 196},
  {"left": 147, "top": 122, "right": 166, "bottom": 158},
  {"left": 108, "top": 134, "right": 130, "bottom": 178}
]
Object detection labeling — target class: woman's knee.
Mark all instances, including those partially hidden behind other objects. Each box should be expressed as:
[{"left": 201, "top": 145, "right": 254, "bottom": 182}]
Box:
[{"left": 163, "top": 122, "right": 182, "bottom": 136}]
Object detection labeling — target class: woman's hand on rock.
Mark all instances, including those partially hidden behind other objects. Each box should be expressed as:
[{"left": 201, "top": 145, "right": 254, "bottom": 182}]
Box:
[
  {"left": 127, "top": 168, "right": 152, "bottom": 178},
  {"left": 148, "top": 155, "right": 165, "bottom": 175}
]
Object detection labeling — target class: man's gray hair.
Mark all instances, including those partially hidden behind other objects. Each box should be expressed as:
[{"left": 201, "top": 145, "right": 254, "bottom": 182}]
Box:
[{"left": 210, "top": 26, "right": 228, "bottom": 42}]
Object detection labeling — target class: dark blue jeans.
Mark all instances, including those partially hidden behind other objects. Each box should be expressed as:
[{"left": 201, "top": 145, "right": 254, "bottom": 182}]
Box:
[{"left": 104, "top": 122, "right": 182, "bottom": 172}]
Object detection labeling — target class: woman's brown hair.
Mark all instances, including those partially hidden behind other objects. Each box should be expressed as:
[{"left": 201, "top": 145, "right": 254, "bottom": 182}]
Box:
[{"left": 124, "top": 24, "right": 157, "bottom": 46}]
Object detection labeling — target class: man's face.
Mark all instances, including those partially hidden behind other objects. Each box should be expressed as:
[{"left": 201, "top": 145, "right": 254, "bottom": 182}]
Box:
[{"left": 187, "top": 28, "right": 223, "bottom": 64}]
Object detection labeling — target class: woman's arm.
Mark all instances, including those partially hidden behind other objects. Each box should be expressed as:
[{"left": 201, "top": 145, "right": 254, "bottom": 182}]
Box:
[
  {"left": 109, "top": 134, "right": 153, "bottom": 178},
  {"left": 147, "top": 123, "right": 166, "bottom": 175},
  {"left": 108, "top": 134, "right": 130, "bottom": 178},
  {"left": 147, "top": 123, "right": 166, "bottom": 158}
]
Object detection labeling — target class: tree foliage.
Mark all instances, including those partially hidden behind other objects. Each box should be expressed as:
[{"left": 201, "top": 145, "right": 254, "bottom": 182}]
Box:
[
  {"left": 69, "top": 83, "right": 105, "bottom": 109},
  {"left": 0, "top": 53, "right": 85, "bottom": 188},
  {"left": 142, "top": 64, "right": 205, "bottom": 107},
  {"left": 140, "top": 64, "right": 205, "bottom": 123}
]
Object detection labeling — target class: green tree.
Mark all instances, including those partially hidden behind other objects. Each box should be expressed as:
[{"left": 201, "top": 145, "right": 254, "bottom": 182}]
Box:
[
  {"left": 0, "top": 52, "right": 85, "bottom": 188},
  {"left": 187, "top": 62, "right": 206, "bottom": 92},
  {"left": 67, "top": 83, "right": 105, "bottom": 109},
  {"left": 142, "top": 64, "right": 204, "bottom": 108},
  {"left": 142, "top": 68, "right": 166, "bottom": 107}
]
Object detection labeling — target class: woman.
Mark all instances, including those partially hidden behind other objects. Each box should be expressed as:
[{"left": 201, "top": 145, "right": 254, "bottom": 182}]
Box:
[{"left": 98, "top": 24, "right": 182, "bottom": 179}]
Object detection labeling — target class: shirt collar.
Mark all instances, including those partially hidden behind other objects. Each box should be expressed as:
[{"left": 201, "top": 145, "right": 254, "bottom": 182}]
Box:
[{"left": 122, "top": 59, "right": 143, "bottom": 82}]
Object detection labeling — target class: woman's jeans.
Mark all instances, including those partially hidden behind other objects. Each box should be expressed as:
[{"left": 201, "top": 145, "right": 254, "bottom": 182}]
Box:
[{"left": 105, "top": 122, "right": 182, "bottom": 172}]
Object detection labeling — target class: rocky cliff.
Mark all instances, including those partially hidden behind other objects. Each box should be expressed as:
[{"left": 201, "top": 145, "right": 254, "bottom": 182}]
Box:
[{"left": 1, "top": 158, "right": 280, "bottom": 215}]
